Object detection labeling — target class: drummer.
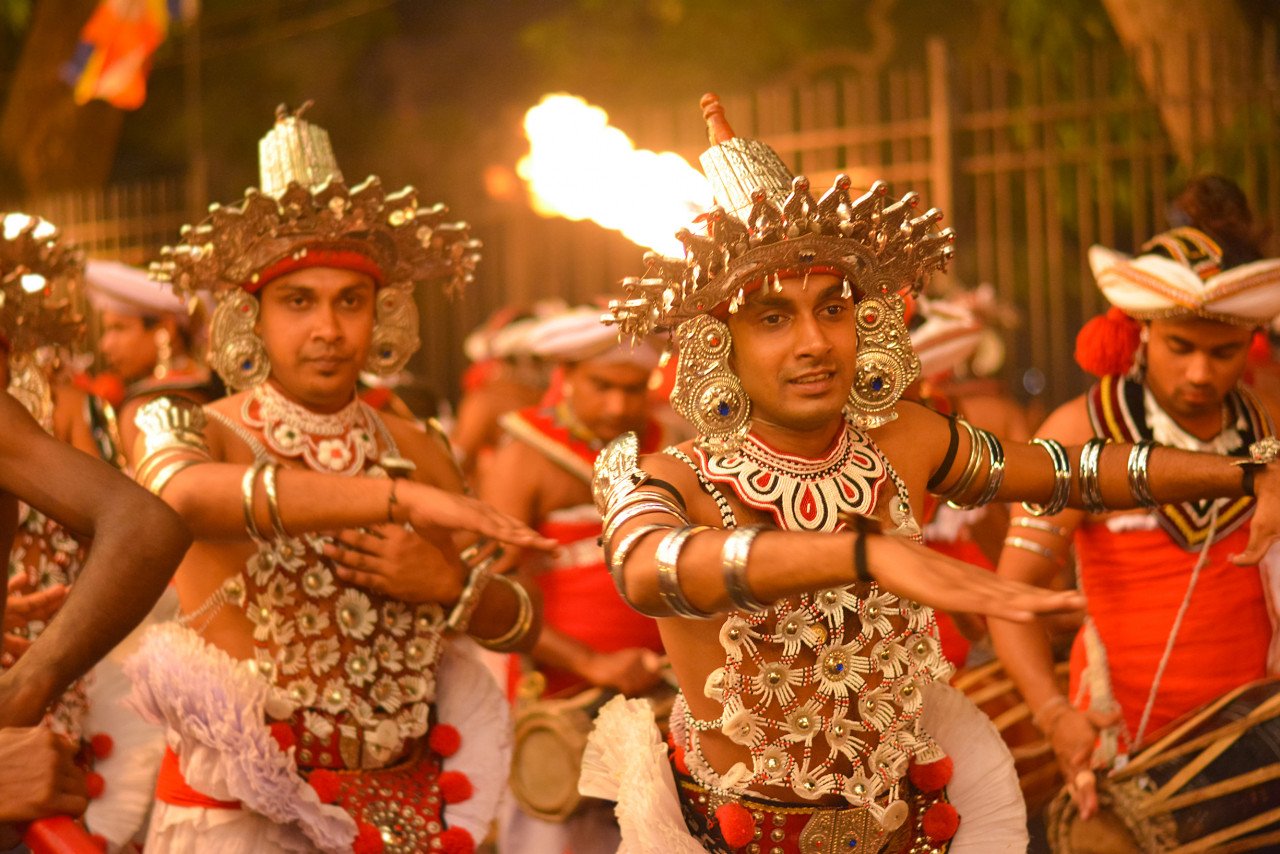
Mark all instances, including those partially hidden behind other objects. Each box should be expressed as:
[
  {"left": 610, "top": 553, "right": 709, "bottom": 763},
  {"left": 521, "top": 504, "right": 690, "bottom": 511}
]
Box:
[
  {"left": 478, "top": 305, "right": 668, "bottom": 854},
  {"left": 991, "top": 224, "right": 1280, "bottom": 820}
]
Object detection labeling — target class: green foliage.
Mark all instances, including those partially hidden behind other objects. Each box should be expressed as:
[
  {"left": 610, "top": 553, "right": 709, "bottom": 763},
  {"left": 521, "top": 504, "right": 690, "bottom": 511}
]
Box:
[{"left": 0, "top": 0, "right": 31, "bottom": 35}]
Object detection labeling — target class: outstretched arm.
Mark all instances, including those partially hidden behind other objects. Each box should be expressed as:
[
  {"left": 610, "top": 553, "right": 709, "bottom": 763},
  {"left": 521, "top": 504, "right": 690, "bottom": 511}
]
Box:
[
  {"left": 600, "top": 445, "right": 1086, "bottom": 622},
  {"left": 0, "top": 394, "right": 192, "bottom": 726}
]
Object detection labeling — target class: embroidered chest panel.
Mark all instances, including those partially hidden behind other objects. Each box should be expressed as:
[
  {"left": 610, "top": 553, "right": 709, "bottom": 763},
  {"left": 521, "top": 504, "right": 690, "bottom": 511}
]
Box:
[
  {"left": 676, "top": 426, "right": 948, "bottom": 817},
  {"left": 225, "top": 390, "right": 446, "bottom": 766}
]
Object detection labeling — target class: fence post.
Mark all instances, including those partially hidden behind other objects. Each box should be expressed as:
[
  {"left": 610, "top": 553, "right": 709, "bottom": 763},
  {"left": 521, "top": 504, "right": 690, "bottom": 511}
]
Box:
[{"left": 926, "top": 37, "right": 956, "bottom": 286}]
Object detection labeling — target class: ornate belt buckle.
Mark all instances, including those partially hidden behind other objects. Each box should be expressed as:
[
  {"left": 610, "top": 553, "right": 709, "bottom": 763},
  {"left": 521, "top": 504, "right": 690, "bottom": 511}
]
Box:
[{"left": 798, "top": 805, "right": 890, "bottom": 854}]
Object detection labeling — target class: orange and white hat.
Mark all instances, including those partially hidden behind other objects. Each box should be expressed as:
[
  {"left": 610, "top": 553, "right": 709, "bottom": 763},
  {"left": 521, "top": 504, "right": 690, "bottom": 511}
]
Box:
[
  {"left": 1089, "top": 226, "right": 1280, "bottom": 326},
  {"left": 1077, "top": 226, "right": 1280, "bottom": 376},
  {"left": 910, "top": 299, "right": 983, "bottom": 380},
  {"left": 528, "top": 305, "right": 661, "bottom": 369}
]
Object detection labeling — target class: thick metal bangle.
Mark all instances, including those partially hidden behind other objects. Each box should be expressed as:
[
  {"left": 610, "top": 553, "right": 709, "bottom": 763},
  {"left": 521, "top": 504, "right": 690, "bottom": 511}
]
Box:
[
  {"left": 1078, "top": 438, "right": 1107, "bottom": 515},
  {"left": 241, "top": 460, "right": 268, "bottom": 542},
  {"left": 1003, "top": 535, "right": 1061, "bottom": 562},
  {"left": 942, "top": 420, "right": 985, "bottom": 504},
  {"left": 1022, "top": 438, "right": 1071, "bottom": 517},
  {"left": 722, "top": 526, "right": 767, "bottom": 612},
  {"left": 655, "top": 526, "right": 714, "bottom": 619},
  {"left": 445, "top": 564, "right": 494, "bottom": 634},
  {"left": 1127, "top": 441, "right": 1159, "bottom": 509},
  {"left": 603, "top": 497, "right": 688, "bottom": 543},
  {"left": 974, "top": 428, "right": 1007, "bottom": 507},
  {"left": 473, "top": 574, "right": 535, "bottom": 652},
  {"left": 262, "top": 462, "right": 289, "bottom": 539},
  {"left": 146, "top": 459, "right": 202, "bottom": 497},
  {"left": 607, "top": 523, "right": 667, "bottom": 599},
  {"left": 1010, "top": 516, "right": 1070, "bottom": 538}
]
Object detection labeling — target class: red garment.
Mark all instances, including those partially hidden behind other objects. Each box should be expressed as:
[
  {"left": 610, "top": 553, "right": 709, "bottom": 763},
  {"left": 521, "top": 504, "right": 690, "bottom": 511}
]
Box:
[
  {"left": 1070, "top": 522, "right": 1270, "bottom": 743},
  {"left": 533, "top": 515, "right": 665, "bottom": 697}
]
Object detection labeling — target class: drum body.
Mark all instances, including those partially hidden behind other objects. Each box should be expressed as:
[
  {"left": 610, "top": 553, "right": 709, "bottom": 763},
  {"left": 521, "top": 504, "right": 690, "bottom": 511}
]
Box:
[
  {"left": 511, "top": 682, "right": 676, "bottom": 823},
  {"left": 953, "top": 658, "right": 1069, "bottom": 815},
  {"left": 1046, "top": 677, "right": 1280, "bottom": 854}
]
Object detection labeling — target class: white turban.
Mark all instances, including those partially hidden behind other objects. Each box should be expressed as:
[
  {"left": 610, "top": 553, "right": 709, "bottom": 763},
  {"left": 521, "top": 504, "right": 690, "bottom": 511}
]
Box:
[{"left": 528, "top": 306, "right": 661, "bottom": 369}]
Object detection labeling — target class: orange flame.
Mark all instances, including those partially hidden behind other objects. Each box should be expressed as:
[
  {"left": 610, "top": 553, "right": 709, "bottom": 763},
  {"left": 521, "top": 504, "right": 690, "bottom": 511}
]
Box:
[{"left": 517, "top": 94, "right": 712, "bottom": 258}]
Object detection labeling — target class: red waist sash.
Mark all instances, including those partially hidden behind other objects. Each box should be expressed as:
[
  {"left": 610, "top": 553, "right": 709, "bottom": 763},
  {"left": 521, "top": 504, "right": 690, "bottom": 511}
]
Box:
[{"left": 155, "top": 747, "right": 242, "bottom": 810}]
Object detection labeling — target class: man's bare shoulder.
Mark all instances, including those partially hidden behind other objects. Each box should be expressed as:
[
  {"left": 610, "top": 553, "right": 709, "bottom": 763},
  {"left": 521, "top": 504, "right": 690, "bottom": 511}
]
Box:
[
  {"left": 638, "top": 440, "right": 701, "bottom": 497},
  {"left": 375, "top": 411, "right": 466, "bottom": 491},
  {"left": 1033, "top": 392, "right": 1095, "bottom": 442}
]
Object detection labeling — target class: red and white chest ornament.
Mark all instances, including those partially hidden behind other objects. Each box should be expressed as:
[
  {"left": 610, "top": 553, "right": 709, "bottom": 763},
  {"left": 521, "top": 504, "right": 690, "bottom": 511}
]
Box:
[{"left": 695, "top": 421, "right": 887, "bottom": 533}]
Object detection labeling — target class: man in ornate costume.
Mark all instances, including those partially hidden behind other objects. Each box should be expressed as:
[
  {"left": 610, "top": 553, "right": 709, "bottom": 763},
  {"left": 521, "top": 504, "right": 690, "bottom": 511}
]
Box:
[
  {"left": 83, "top": 258, "right": 220, "bottom": 465},
  {"left": 0, "top": 214, "right": 192, "bottom": 846},
  {"left": 582, "top": 94, "right": 1280, "bottom": 854},
  {"left": 1, "top": 216, "right": 175, "bottom": 849},
  {"left": 124, "top": 105, "right": 552, "bottom": 854},
  {"left": 990, "top": 225, "right": 1280, "bottom": 828},
  {"left": 480, "top": 305, "right": 667, "bottom": 853}
]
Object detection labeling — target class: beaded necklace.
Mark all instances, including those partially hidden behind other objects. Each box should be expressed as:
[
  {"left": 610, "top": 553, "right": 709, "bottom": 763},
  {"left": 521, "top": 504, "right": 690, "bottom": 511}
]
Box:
[{"left": 243, "top": 382, "right": 380, "bottom": 476}]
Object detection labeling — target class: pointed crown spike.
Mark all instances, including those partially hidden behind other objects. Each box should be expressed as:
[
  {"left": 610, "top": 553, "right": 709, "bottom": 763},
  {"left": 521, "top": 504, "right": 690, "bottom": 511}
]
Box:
[{"left": 258, "top": 101, "right": 344, "bottom": 198}]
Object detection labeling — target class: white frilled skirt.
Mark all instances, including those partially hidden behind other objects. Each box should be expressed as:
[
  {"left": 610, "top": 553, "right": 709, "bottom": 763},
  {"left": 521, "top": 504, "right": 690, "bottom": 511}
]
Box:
[{"left": 579, "top": 682, "right": 1028, "bottom": 854}]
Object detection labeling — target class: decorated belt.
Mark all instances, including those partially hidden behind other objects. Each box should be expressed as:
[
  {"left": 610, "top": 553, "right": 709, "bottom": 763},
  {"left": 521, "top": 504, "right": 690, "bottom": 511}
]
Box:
[{"left": 672, "top": 768, "right": 954, "bottom": 854}]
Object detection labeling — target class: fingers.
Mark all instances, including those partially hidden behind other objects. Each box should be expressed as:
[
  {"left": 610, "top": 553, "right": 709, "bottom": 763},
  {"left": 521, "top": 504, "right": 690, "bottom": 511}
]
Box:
[
  {"left": 1233, "top": 529, "right": 1277, "bottom": 566},
  {"left": 334, "top": 529, "right": 380, "bottom": 554},
  {"left": 333, "top": 567, "right": 391, "bottom": 596},
  {"left": 1069, "top": 769, "right": 1098, "bottom": 820}
]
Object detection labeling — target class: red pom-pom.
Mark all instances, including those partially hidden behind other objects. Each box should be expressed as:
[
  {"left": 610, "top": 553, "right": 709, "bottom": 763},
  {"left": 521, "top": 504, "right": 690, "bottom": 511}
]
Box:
[
  {"left": 354, "top": 822, "right": 385, "bottom": 854},
  {"left": 89, "top": 733, "right": 114, "bottom": 760},
  {"left": 1074, "top": 307, "right": 1142, "bottom": 377},
  {"left": 908, "top": 756, "right": 953, "bottom": 792},
  {"left": 428, "top": 724, "right": 462, "bottom": 758},
  {"left": 1250, "top": 329, "right": 1272, "bottom": 364},
  {"left": 922, "top": 802, "right": 960, "bottom": 842},
  {"left": 85, "top": 771, "right": 106, "bottom": 799},
  {"left": 89, "top": 834, "right": 108, "bottom": 849},
  {"left": 439, "top": 827, "right": 475, "bottom": 854},
  {"left": 438, "top": 770, "right": 473, "bottom": 804},
  {"left": 714, "top": 801, "right": 756, "bottom": 848},
  {"left": 308, "top": 769, "right": 341, "bottom": 804},
  {"left": 671, "top": 744, "right": 689, "bottom": 777},
  {"left": 268, "top": 722, "right": 296, "bottom": 753}
]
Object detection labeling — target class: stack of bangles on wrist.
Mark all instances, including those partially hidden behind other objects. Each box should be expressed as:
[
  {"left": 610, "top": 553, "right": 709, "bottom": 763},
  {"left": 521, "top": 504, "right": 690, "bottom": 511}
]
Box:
[
  {"left": 445, "top": 547, "right": 535, "bottom": 652},
  {"left": 932, "top": 417, "right": 1007, "bottom": 510},
  {"left": 241, "top": 460, "right": 289, "bottom": 541}
]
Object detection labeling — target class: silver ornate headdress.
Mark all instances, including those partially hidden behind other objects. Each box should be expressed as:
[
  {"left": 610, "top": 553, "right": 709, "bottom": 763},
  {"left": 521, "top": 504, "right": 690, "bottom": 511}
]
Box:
[
  {"left": 0, "top": 214, "right": 86, "bottom": 356},
  {"left": 605, "top": 95, "right": 956, "bottom": 448},
  {"left": 606, "top": 94, "right": 955, "bottom": 338},
  {"left": 152, "top": 103, "right": 482, "bottom": 390}
]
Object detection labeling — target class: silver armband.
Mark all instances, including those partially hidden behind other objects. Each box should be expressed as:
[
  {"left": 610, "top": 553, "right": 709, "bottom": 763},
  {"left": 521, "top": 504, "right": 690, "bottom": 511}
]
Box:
[
  {"left": 1127, "top": 441, "right": 1158, "bottom": 509},
  {"left": 1023, "top": 438, "right": 1071, "bottom": 517},
  {"left": 655, "top": 526, "right": 714, "bottom": 619},
  {"left": 1078, "top": 438, "right": 1107, "bottom": 515},
  {"left": 722, "top": 526, "right": 767, "bottom": 612}
]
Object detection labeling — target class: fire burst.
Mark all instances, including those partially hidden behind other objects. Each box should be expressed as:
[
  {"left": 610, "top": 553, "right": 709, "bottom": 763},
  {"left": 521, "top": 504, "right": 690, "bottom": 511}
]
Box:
[{"left": 517, "top": 94, "right": 712, "bottom": 258}]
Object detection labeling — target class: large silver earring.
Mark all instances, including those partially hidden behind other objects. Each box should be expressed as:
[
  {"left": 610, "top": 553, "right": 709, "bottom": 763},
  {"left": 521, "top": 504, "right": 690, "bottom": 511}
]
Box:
[
  {"left": 671, "top": 315, "right": 751, "bottom": 454},
  {"left": 210, "top": 289, "right": 270, "bottom": 391},
  {"left": 846, "top": 294, "right": 920, "bottom": 429},
  {"left": 1130, "top": 324, "right": 1149, "bottom": 379},
  {"left": 364, "top": 287, "right": 420, "bottom": 376},
  {"left": 153, "top": 327, "right": 173, "bottom": 379}
]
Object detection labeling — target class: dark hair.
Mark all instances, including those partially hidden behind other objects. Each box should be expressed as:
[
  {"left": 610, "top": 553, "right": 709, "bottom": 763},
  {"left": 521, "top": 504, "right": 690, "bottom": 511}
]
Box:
[{"left": 1168, "top": 174, "right": 1270, "bottom": 267}]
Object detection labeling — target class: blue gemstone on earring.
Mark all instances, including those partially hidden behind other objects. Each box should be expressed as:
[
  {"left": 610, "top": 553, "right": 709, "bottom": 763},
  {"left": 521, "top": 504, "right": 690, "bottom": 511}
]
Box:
[
  {"left": 848, "top": 840, "right": 858, "bottom": 849},
  {"left": 382, "top": 349, "right": 392, "bottom": 359},
  {"left": 870, "top": 376, "right": 884, "bottom": 392},
  {"left": 835, "top": 663, "right": 844, "bottom": 672},
  {"left": 717, "top": 401, "right": 731, "bottom": 417},
  {"left": 241, "top": 359, "right": 254, "bottom": 371}
]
